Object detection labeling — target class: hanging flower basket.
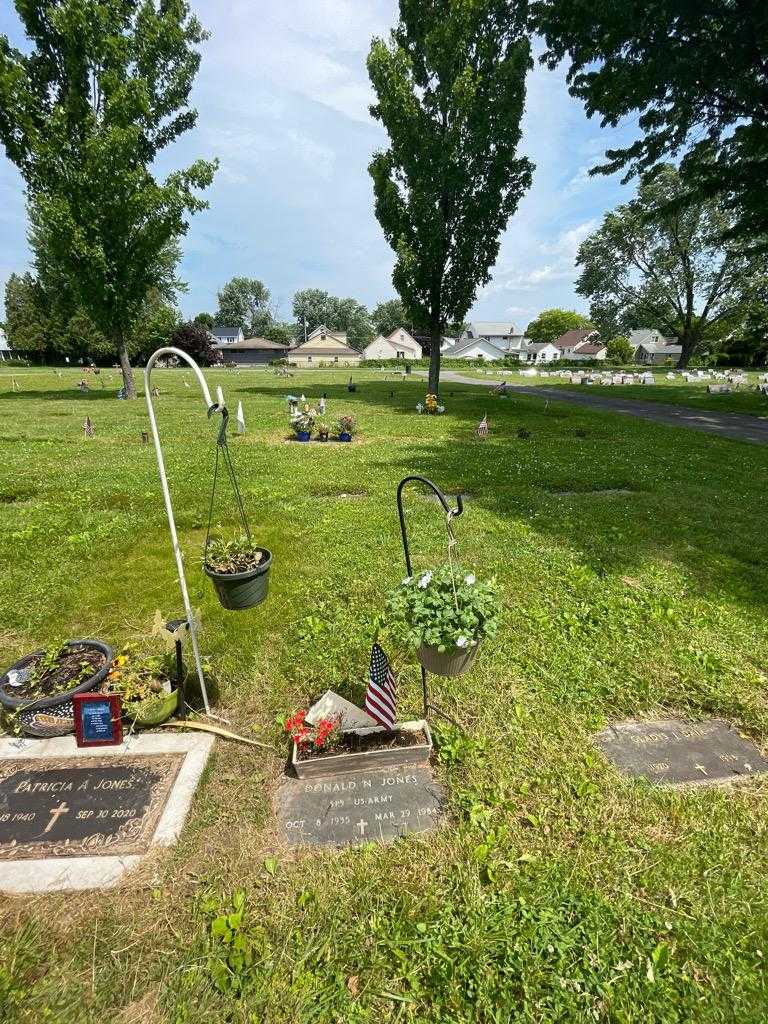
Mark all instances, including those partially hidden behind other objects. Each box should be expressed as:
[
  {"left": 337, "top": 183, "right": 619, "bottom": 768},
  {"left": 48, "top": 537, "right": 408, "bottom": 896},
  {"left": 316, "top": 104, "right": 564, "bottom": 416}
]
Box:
[
  {"left": 416, "top": 643, "right": 479, "bottom": 678},
  {"left": 204, "top": 542, "right": 272, "bottom": 611}
]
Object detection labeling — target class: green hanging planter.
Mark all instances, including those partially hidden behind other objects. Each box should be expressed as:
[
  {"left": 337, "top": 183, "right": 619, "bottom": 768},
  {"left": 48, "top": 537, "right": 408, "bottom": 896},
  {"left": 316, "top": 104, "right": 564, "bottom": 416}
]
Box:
[{"left": 204, "top": 548, "right": 272, "bottom": 610}]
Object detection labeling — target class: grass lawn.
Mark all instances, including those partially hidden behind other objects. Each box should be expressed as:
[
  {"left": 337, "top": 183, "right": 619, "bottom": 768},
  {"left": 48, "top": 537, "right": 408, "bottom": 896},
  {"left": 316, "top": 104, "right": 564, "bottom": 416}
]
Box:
[
  {"left": 456, "top": 367, "right": 768, "bottom": 417},
  {"left": 2, "top": 365, "right": 768, "bottom": 1022}
]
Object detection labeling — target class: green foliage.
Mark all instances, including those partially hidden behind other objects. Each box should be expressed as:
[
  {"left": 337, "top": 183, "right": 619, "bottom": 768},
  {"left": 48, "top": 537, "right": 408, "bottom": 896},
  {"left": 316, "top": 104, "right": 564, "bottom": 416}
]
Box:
[
  {"left": 215, "top": 277, "right": 272, "bottom": 336},
  {"left": 532, "top": 0, "right": 768, "bottom": 245},
  {"left": 3, "top": 272, "right": 52, "bottom": 354},
  {"left": 576, "top": 165, "right": 767, "bottom": 367},
  {"left": 200, "top": 890, "right": 269, "bottom": 997},
  {"left": 0, "top": 0, "right": 217, "bottom": 397},
  {"left": 194, "top": 311, "right": 215, "bottom": 329},
  {"left": 292, "top": 288, "right": 374, "bottom": 350},
  {"left": 204, "top": 535, "right": 264, "bottom": 575},
  {"left": 372, "top": 297, "right": 409, "bottom": 336},
  {"left": 606, "top": 335, "right": 634, "bottom": 365},
  {"left": 525, "top": 308, "right": 593, "bottom": 344},
  {"left": 388, "top": 563, "right": 500, "bottom": 651},
  {"left": 368, "top": 0, "right": 533, "bottom": 392}
]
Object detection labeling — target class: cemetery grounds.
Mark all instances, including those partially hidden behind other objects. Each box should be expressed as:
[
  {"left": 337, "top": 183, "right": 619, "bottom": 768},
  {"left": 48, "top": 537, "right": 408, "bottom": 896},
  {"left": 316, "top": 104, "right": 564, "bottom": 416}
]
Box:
[{"left": 1, "top": 364, "right": 768, "bottom": 1022}]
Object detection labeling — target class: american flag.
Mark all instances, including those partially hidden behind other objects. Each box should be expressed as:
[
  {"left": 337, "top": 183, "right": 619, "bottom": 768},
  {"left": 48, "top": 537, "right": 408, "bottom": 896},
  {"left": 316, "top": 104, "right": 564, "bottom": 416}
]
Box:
[
  {"left": 83, "top": 416, "right": 94, "bottom": 438},
  {"left": 476, "top": 414, "right": 489, "bottom": 437},
  {"left": 365, "top": 643, "right": 397, "bottom": 730}
]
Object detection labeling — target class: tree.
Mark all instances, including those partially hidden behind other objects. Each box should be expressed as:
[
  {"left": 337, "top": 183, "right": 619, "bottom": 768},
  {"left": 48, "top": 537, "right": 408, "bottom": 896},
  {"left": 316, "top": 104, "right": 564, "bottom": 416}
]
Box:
[
  {"left": 0, "top": 0, "right": 216, "bottom": 397},
  {"left": 4, "top": 273, "right": 52, "bottom": 354},
  {"left": 368, "top": 0, "right": 533, "bottom": 393},
  {"left": 171, "top": 321, "right": 221, "bottom": 366},
  {"left": 215, "top": 277, "right": 272, "bottom": 336},
  {"left": 531, "top": 0, "right": 768, "bottom": 244},
  {"left": 372, "top": 298, "right": 410, "bottom": 336},
  {"left": 262, "top": 321, "right": 295, "bottom": 345},
  {"left": 194, "top": 312, "right": 215, "bottom": 329},
  {"left": 576, "top": 165, "right": 767, "bottom": 368},
  {"left": 525, "top": 308, "right": 593, "bottom": 344},
  {"left": 130, "top": 292, "right": 180, "bottom": 365},
  {"left": 605, "top": 335, "right": 634, "bottom": 365},
  {"left": 291, "top": 289, "right": 374, "bottom": 349}
]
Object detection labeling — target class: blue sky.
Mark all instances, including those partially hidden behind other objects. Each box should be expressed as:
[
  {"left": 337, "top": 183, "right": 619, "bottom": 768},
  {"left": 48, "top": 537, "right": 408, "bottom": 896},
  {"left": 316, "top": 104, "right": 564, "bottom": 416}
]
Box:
[{"left": 0, "top": 1, "right": 638, "bottom": 333}]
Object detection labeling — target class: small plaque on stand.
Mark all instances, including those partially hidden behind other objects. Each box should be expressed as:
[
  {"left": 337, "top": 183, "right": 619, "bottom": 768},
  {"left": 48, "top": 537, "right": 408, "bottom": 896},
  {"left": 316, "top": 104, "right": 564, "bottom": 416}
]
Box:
[{"left": 73, "top": 692, "right": 123, "bottom": 748}]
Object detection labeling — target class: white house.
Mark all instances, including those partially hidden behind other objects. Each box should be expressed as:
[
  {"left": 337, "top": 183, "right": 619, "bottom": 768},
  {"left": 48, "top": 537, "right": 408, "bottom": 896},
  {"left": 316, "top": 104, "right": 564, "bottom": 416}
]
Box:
[
  {"left": 628, "top": 328, "right": 677, "bottom": 351},
  {"left": 0, "top": 328, "right": 11, "bottom": 361},
  {"left": 552, "top": 329, "right": 600, "bottom": 357},
  {"left": 363, "top": 327, "right": 422, "bottom": 360},
  {"left": 448, "top": 333, "right": 530, "bottom": 361},
  {"left": 211, "top": 326, "right": 244, "bottom": 345},
  {"left": 287, "top": 326, "right": 362, "bottom": 367},
  {"left": 570, "top": 342, "right": 608, "bottom": 361},
  {"left": 459, "top": 321, "right": 517, "bottom": 346},
  {"left": 441, "top": 336, "right": 458, "bottom": 353},
  {"left": 635, "top": 341, "right": 683, "bottom": 365},
  {"left": 522, "top": 342, "right": 560, "bottom": 363}
]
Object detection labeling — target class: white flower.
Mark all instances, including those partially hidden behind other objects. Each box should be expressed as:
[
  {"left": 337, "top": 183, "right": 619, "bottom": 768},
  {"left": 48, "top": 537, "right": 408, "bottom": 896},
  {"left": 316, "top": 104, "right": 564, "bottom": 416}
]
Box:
[
  {"left": 401, "top": 576, "right": 413, "bottom": 586},
  {"left": 418, "top": 571, "right": 433, "bottom": 588},
  {"left": 456, "top": 636, "right": 468, "bottom": 648},
  {"left": 464, "top": 573, "right": 476, "bottom": 585}
]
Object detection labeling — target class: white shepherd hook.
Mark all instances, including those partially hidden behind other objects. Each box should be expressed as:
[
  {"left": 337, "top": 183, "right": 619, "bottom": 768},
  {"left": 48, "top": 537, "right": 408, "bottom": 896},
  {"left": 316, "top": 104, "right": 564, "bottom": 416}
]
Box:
[{"left": 144, "top": 347, "right": 226, "bottom": 716}]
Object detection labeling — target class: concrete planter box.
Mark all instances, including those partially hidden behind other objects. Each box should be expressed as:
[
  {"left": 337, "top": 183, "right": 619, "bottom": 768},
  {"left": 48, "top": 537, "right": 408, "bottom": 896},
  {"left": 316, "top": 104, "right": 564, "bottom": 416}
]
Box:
[{"left": 291, "top": 719, "right": 432, "bottom": 780}]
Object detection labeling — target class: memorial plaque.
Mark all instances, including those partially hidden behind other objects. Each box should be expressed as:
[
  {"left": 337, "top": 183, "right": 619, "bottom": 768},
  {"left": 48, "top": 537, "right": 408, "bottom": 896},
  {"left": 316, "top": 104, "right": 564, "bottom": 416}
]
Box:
[
  {"left": 595, "top": 718, "right": 768, "bottom": 785},
  {"left": 0, "top": 754, "right": 182, "bottom": 860},
  {"left": 275, "top": 764, "right": 447, "bottom": 848}
]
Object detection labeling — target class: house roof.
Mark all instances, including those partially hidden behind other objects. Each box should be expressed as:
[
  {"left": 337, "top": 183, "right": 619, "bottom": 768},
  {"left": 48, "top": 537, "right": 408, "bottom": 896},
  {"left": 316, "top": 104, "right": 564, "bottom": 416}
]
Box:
[
  {"left": 553, "top": 329, "right": 597, "bottom": 349},
  {"left": 527, "top": 342, "right": 557, "bottom": 352},
  {"left": 215, "top": 337, "right": 290, "bottom": 351},
  {"left": 450, "top": 337, "right": 504, "bottom": 357},
  {"left": 306, "top": 325, "right": 348, "bottom": 343},
  {"left": 638, "top": 342, "right": 683, "bottom": 354},
  {"left": 466, "top": 321, "right": 516, "bottom": 338},
  {"left": 212, "top": 327, "right": 241, "bottom": 338},
  {"left": 574, "top": 343, "right": 605, "bottom": 355}
]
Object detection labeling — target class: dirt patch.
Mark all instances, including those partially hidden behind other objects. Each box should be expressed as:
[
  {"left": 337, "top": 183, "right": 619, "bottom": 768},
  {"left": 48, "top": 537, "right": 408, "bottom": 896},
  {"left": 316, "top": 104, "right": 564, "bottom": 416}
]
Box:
[
  {"left": 548, "top": 487, "right": 636, "bottom": 498},
  {"left": 2, "top": 643, "right": 106, "bottom": 701},
  {"left": 296, "top": 726, "right": 428, "bottom": 762}
]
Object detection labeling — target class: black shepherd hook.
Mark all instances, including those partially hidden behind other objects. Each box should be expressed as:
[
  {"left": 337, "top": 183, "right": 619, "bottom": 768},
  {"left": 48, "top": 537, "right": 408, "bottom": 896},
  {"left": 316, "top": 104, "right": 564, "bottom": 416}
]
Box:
[{"left": 396, "top": 475, "right": 464, "bottom": 728}]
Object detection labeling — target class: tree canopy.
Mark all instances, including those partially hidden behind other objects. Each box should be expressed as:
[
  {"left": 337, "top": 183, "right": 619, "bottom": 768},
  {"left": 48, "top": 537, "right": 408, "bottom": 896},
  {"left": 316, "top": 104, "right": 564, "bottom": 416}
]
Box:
[
  {"left": 531, "top": 0, "right": 768, "bottom": 245},
  {"left": 215, "top": 277, "right": 272, "bottom": 336},
  {"left": 576, "top": 165, "right": 767, "bottom": 367},
  {"left": 525, "top": 308, "right": 593, "bottom": 344},
  {"left": 292, "top": 289, "right": 374, "bottom": 350},
  {"left": 368, "top": 0, "right": 533, "bottom": 392},
  {"left": 0, "top": 0, "right": 216, "bottom": 396},
  {"left": 372, "top": 298, "right": 409, "bottom": 337},
  {"left": 171, "top": 320, "right": 221, "bottom": 366}
]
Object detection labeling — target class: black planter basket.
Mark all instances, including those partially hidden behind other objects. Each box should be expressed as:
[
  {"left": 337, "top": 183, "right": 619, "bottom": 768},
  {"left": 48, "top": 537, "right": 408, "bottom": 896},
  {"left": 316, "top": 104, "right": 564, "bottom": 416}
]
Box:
[
  {"left": 0, "top": 639, "right": 113, "bottom": 713},
  {"left": 204, "top": 547, "right": 272, "bottom": 611}
]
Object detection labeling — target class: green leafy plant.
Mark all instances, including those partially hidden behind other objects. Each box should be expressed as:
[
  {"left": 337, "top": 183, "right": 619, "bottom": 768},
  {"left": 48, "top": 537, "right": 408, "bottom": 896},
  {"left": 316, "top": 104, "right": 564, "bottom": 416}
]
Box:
[
  {"left": 200, "top": 890, "right": 269, "bottom": 997},
  {"left": 204, "top": 535, "right": 263, "bottom": 574},
  {"left": 292, "top": 410, "right": 315, "bottom": 435},
  {"left": 103, "top": 643, "right": 173, "bottom": 718},
  {"left": 388, "top": 563, "right": 500, "bottom": 652}
]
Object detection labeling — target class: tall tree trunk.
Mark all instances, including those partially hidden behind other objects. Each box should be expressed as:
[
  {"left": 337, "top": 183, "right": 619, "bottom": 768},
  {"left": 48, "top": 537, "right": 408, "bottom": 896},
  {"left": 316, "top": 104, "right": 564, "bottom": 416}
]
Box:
[
  {"left": 676, "top": 329, "right": 700, "bottom": 369},
  {"left": 428, "top": 326, "right": 442, "bottom": 395},
  {"left": 118, "top": 339, "right": 137, "bottom": 398}
]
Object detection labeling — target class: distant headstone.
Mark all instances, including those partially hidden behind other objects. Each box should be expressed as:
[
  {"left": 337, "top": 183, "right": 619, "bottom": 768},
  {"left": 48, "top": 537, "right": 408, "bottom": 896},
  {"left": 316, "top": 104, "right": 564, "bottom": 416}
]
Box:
[
  {"left": 595, "top": 718, "right": 768, "bottom": 785},
  {"left": 276, "top": 764, "right": 446, "bottom": 848}
]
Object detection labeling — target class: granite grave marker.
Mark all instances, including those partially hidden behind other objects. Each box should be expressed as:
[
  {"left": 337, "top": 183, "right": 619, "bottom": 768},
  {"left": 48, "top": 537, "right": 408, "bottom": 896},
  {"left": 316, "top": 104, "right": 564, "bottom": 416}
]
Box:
[
  {"left": 595, "top": 718, "right": 768, "bottom": 785},
  {"left": 276, "top": 764, "right": 446, "bottom": 848}
]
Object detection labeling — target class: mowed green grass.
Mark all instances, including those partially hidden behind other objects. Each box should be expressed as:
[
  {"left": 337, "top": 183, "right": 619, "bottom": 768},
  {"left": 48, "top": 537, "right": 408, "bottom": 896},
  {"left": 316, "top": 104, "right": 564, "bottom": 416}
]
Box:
[
  {"left": 460, "top": 366, "right": 768, "bottom": 416},
  {"left": 2, "top": 365, "right": 768, "bottom": 1023}
]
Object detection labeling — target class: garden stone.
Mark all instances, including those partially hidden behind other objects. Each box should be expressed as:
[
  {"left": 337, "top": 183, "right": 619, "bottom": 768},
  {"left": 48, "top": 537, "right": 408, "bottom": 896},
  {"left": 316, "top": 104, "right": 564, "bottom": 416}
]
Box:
[
  {"left": 595, "top": 718, "right": 768, "bottom": 785},
  {"left": 305, "top": 690, "right": 377, "bottom": 730}
]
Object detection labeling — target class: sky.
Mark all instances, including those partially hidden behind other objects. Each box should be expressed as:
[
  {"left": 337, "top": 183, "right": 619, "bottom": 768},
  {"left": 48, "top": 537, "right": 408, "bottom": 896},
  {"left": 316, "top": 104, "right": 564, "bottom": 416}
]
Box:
[{"left": 0, "top": 0, "right": 639, "bottom": 333}]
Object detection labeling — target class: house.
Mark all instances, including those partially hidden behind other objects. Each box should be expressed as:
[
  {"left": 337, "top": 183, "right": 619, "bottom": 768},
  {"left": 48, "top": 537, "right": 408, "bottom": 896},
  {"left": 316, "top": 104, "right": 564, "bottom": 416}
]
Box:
[
  {"left": 440, "top": 337, "right": 457, "bottom": 353},
  {"left": 448, "top": 333, "right": 530, "bottom": 361},
  {"left": 211, "top": 326, "right": 244, "bottom": 345},
  {"left": 363, "top": 327, "right": 422, "bottom": 360},
  {"left": 216, "top": 337, "right": 291, "bottom": 365},
  {"left": 287, "top": 326, "right": 362, "bottom": 367},
  {"left": 521, "top": 342, "right": 560, "bottom": 364},
  {"left": 570, "top": 342, "right": 607, "bottom": 362},
  {"left": 552, "top": 329, "right": 600, "bottom": 357},
  {"left": 628, "top": 328, "right": 677, "bottom": 351},
  {"left": 459, "top": 322, "right": 517, "bottom": 346},
  {"left": 0, "top": 328, "right": 12, "bottom": 361},
  {"left": 635, "top": 341, "right": 683, "bottom": 365}
]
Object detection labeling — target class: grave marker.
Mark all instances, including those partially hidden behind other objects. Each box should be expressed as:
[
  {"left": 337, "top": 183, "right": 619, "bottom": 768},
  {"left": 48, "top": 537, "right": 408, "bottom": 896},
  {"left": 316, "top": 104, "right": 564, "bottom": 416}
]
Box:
[
  {"left": 595, "top": 718, "right": 768, "bottom": 785},
  {"left": 275, "top": 764, "right": 446, "bottom": 848}
]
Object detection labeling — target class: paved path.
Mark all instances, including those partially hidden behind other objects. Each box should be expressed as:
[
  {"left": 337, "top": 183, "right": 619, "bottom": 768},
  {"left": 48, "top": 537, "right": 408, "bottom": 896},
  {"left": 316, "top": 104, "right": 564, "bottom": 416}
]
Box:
[{"left": 433, "top": 371, "right": 768, "bottom": 446}]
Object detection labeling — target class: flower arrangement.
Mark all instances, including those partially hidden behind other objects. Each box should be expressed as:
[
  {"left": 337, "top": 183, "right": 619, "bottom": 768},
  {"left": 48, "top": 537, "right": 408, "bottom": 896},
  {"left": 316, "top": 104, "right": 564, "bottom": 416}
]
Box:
[
  {"left": 103, "top": 642, "right": 177, "bottom": 724},
  {"left": 418, "top": 394, "right": 445, "bottom": 414},
  {"left": 291, "top": 408, "right": 315, "bottom": 436},
  {"left": 387, "top": 564, "right": 499, "bottom": 653},
  {"left": 285, "top": 709, "right": 342, "bottom": 752},
  {"left": 335, "top": 414, "right": 357, "bottom": 438}
]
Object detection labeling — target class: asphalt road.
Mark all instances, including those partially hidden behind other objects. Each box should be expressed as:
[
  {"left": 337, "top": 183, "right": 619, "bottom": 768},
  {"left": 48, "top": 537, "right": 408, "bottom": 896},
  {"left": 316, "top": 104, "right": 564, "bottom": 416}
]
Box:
[{"left": 435, "top": 371, "right": 768, "bottom": 446}]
